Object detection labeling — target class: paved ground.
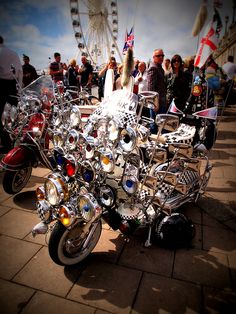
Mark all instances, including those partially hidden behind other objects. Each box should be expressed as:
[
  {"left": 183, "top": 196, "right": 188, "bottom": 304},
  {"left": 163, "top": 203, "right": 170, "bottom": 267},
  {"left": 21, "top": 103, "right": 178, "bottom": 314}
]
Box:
[{"left": 0, "top": 107, "right": 236, "bottom": 314}]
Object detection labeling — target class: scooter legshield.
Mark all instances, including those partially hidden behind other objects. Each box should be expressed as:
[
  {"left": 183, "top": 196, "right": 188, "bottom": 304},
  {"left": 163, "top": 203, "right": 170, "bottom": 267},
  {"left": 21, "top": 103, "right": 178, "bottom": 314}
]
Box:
[{"left": 0, "top": 146, "right": 37, "bottom": 170}]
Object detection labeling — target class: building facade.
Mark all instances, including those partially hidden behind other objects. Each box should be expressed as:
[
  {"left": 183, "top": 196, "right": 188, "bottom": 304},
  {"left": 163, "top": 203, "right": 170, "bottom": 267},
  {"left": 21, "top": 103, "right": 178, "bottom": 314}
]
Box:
[{"left": 214, "top": 21, "right": 236, "bottom": 66}]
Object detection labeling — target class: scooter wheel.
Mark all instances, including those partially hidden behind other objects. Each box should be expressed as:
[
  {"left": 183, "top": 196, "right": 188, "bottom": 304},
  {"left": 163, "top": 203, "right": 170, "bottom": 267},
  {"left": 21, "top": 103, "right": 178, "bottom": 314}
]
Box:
[
  {"left": 48, "top": 220, "right": 102, "bottom": 266},
  {"left": 2, "top": 167, "right": 32, "bottom": 194}
]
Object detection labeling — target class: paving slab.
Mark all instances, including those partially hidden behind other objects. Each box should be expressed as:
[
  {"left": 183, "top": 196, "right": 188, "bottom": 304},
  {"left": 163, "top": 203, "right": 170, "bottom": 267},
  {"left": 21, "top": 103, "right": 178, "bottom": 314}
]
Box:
[
  {"left": 67, "top": 261, "right": 142, "bottom": 314},
  {"left": 0, "top": 208, "right": 39, "bottom": 239},
  {"left": 132, "top": 272, "right": 201, "bottom": 314},
  {"left": 0, "top": 204, "right": 12, "bottom": 216},
  {"left": 21, "top": 291, "right": 95, "bottom": 314},
  {"left": 118, "top": 232, "right": 174, "bottom": 277},
  {"left": 13, "top": 246, "right": 81, "bottom": 297},
  {"left": 173, "top": 248, "right": 231, "bottom": 289},
  {"left": 203, "top": 225, "right": 236, "bottom": 253},
  {"left": 203, "top": 286, "right": 236, "bottom": 314},
  {"left": 0, "top": 235, "right": 41, "bottom": 280},
  {"left": 92, "top": 228, "right": 126, "bottom": 263},
  {"left": 0, "top": 278, "right": 35, "bottom": 314}
]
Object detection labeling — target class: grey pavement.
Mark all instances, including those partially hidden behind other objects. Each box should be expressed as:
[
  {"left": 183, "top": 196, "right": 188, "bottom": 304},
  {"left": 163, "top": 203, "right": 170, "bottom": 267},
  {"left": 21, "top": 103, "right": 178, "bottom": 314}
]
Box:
[{"left": 0, "top": 107, "right": 236, "bottom": 313}]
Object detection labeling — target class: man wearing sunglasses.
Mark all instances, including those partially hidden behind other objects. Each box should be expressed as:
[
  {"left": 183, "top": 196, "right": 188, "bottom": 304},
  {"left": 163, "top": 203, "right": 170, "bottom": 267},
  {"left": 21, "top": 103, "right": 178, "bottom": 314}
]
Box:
[{"left": 147, "top": 48, "right": 167, "bottom": 133}]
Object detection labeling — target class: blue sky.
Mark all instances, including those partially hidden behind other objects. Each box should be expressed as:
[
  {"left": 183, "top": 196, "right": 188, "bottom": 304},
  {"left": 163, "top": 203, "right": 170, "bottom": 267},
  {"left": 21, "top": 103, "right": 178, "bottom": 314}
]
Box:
[{"left": 0, "top": 0, "right": 233, "bottom": 70}]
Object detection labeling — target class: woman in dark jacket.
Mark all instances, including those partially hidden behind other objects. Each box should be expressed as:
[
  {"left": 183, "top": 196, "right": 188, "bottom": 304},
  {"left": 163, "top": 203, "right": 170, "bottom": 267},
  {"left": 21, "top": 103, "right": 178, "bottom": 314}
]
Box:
[{"left": 166, "top": 54, "right": 192, "bottom": 111}]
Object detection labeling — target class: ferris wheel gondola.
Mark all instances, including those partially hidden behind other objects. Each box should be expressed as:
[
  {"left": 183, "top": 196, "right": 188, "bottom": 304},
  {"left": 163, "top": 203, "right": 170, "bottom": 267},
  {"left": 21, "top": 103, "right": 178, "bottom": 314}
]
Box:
[{"left": 69, "top": 0, "right": 122, "bottom": 68}]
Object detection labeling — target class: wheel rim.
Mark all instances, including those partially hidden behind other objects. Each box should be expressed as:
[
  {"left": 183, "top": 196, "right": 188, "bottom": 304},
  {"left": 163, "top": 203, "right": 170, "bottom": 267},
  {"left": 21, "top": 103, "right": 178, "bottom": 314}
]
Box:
[
  {"left": 57, "top": 221, "right": 101, "bottom": 265},
  {"left": 12, "top": 167, "right": 32, "bottom": 191}
]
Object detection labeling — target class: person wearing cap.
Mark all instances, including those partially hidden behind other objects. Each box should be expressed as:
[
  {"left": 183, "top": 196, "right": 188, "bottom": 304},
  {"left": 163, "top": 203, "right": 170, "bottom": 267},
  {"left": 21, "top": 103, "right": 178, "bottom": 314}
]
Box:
[{"left": 22, "top": 54, "right": 38, "bottom": 87}]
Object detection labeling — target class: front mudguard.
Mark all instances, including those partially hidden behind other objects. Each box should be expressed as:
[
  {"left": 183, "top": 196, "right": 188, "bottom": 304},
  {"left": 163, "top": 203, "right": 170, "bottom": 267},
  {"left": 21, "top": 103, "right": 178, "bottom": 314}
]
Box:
[{"left": 0, "top": 145, "right": 37, "bottom": 171}]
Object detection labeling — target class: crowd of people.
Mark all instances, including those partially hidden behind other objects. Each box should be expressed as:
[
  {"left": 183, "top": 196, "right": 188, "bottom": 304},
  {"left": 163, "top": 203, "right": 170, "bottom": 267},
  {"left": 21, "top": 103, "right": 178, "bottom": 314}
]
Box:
[{"left": 0, "top": 33, "right": 236, "bottom": 152}]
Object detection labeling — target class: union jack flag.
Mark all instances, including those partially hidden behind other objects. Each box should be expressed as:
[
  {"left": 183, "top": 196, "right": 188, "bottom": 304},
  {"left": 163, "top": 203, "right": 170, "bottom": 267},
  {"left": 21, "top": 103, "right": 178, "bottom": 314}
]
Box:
[{"left": 123, "top": 27, "right": 134, "bottom": 54}]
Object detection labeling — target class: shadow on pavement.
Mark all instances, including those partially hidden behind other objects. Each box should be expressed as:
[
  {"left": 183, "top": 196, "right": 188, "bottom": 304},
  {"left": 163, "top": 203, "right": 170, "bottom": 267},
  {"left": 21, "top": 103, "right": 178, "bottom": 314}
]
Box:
[{"left": 13, "top": 191, "right": 37, "bottom": 210}]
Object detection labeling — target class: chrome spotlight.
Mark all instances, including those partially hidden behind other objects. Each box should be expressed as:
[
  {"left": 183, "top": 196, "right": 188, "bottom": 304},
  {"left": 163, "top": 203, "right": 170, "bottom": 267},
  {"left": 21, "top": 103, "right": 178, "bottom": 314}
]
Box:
[
  {"left": 54, "top": 147, "right": 66, "bottom": 167},
  {"left": 78, "top": 193, "right": 102, "bottom": 221},
  {"left": 122, "top": 174, "right": 138, "bottom": 194},
  {"left": 53, "top": 131, "right": 64, "bottom": 147},
  {"left": 70, "top": 105, "right": 81, "bottom": 127},
  {"left": 80, "top": 161, "right": 95, "bottom": 183},
  {"left": 63, "top": 154, "right": 78, "bottom": 177},
  {"left": 98, "top": 185, "right": 116, "bottom": 208},
  {"left": 119, "top": 127, "right": 137, "bottom": 152},
  {"left": 107, "top": 119, "right": 120, "bottom": 141},
  {"left": 66, "top": 129, "right": 79, "bottom": 150},
  {"left": 99, "top": 149, "right": 115, "bottom": 173}
]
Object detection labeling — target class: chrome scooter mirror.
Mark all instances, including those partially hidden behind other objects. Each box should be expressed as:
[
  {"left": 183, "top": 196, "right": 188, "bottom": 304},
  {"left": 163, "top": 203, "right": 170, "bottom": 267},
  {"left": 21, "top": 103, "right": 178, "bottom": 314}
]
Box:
[{"left": 155, "top": 114, "right": 179, "bottom": 132}]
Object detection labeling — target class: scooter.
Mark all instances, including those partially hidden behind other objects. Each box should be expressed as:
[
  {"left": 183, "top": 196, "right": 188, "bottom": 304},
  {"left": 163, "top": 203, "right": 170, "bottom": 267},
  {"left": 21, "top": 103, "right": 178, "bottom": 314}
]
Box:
[{"left": 0, "top": 75, "right": 56, "bottom": 194}]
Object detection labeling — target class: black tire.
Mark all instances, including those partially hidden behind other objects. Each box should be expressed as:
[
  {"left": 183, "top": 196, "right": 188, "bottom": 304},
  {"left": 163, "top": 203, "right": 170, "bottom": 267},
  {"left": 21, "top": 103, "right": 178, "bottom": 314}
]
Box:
[
  {"left": 2, "top": 167, "right": 32, "bottom": 194},
  {"left": 48, "top": 220, "right": 102, "bottom": 266}
]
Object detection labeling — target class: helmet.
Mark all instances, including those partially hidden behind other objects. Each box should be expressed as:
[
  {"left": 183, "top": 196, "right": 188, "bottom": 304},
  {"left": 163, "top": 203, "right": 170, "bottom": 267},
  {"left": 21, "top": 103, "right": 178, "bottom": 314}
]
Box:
[{"left": 156, "top": 213, "right": 195, "bottom": 248}]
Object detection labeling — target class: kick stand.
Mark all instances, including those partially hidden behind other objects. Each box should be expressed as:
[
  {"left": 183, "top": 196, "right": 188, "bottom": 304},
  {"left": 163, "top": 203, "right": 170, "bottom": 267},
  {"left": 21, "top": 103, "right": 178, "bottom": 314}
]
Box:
[{"left": 144, "top": 225, "right": 153, "bottom": 247}]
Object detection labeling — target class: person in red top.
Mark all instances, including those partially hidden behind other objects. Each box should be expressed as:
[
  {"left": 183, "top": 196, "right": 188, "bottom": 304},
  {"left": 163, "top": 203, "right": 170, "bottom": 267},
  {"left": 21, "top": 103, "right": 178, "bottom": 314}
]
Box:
[{"left": 49, "top": 52, "right": 67, "bottom": 84}]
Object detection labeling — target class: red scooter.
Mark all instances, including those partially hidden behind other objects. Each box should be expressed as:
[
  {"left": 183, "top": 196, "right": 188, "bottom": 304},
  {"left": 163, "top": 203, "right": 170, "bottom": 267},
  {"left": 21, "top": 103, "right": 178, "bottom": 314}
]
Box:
[{"left": 0, "top": 76, "right": 55, "bottom": 194}]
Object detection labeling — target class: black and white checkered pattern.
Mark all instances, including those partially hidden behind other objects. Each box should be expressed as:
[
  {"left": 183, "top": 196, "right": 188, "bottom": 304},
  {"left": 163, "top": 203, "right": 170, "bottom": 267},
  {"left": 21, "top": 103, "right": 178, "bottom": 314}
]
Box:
[{"left": 115, "top": 110, "right": 137, "bottom": 127}]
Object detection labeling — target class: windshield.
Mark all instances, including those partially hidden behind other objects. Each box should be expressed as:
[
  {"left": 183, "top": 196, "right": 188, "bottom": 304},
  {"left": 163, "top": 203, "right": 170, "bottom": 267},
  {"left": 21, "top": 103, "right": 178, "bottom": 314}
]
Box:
[{"left": 22, "top": 75, "right": 54, "bottom": 100}]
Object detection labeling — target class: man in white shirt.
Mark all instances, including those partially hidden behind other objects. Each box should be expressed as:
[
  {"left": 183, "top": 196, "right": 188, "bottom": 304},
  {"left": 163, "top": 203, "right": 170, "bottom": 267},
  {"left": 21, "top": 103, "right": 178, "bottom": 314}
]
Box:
[
  {"left": 222, "top": 55, "right": 236, "bottom": 80},
  {"left": 222, "top": 56, "right": 236, "bottom": 106},
  {"left": 0, "top": 35, "right": 22, "bottom": 153},
  {"left": 134, "top": 61, "right": 148, "bottom": 93}
]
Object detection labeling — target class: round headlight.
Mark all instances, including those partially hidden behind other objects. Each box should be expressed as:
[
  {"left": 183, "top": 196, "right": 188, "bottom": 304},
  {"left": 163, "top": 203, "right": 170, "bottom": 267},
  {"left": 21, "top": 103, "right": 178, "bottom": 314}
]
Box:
[
  {"left": 58, "top": 205, "right": 75, "bottom": 226},
  {"left": 70, "top": 105, "right": 81, "bottom": 127},
  {"left": 53, "top": 131, "right": 64, "bottom": 147},
  {"left": 80, "top": 161, "right": 95, "bottom": 183},
  {"left": 100, "top": 149, "right": 115, "bottom": 173},
  {"left": 44, "top": 176, "right": 68, "bottom": 205},
  {"left": 85, "top": 143, "right": 94, "bottom": 159},
  {"left": 119, "top": 127, "right": 137, "bottom": 152},
  {"left": 66, "top": 129, "right": 79, "bottom": 150},
  {"left": 64, "top": 155, "right": 77, "bottom": 177},
  {"left": 78, "top": 193, "right": 101, "bottom": 221},
  {"left": 54, "top": 147, "right": 66, "bottom": 167},
  {"left": 108, "top": 119, "right": 120, "bottom": 141},
  {"left": 98, "top": 185, "right": 116, "bottom": 208},
  {"left": 122, "top": 175, "right": 138, "bottom": 194}
]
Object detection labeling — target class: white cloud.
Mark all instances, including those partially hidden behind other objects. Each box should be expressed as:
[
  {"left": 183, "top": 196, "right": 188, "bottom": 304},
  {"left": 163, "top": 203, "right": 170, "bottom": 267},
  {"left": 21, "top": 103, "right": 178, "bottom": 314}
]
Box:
[{"left": 0, "top": 0, "right": 233, "bottom": 70}]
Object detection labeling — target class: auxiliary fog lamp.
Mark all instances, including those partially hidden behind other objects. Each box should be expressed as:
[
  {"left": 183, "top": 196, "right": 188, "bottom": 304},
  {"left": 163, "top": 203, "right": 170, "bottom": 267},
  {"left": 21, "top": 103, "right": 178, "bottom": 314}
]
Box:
[{"left": 77, "top": 193, "right": 102, "bottom": 222}]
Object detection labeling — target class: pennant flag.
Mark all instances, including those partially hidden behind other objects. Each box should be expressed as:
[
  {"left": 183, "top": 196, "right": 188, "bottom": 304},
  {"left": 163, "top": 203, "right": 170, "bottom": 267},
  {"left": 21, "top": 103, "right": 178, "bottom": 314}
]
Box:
[
  {"left": 194, "top": 18, "right": 219, "bottom": 68},
  {"left": 168, "top": 99, "right": 184, "bottom": 115},
  {"left": 192, "top": 106, "right": 218, "bottom": 120},
  {"left": 123, "top": 27, "right": 134, "bottom": 54}
]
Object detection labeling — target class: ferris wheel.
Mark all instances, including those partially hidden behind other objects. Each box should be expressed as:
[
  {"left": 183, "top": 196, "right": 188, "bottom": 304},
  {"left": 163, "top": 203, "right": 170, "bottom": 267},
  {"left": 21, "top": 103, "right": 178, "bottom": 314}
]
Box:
[{"left": 69, "top": 0, "right": 123, "bottom": 68}]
